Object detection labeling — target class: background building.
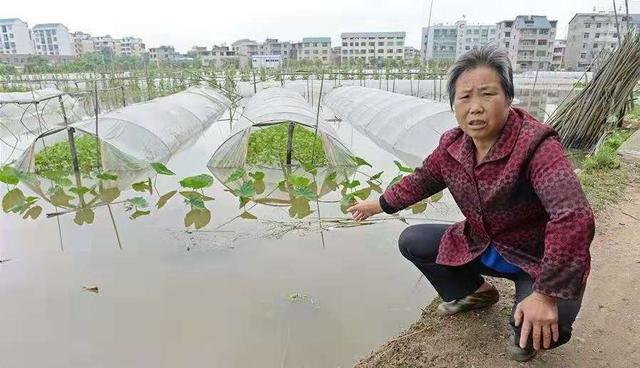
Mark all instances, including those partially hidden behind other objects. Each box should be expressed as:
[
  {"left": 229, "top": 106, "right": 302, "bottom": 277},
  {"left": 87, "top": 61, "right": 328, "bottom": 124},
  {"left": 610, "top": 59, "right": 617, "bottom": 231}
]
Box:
[
  {"left": 422, "top": 20, "right": 496, "bottom": 61},
  {"left": 116, "top": 37, "right": 146, "bottom": 56},
  {"left": 551, "top": 39, "right": 567, "bottom": 70},
  {"left": 299, "top": 37, "right": 331, "bottom": 64},
  {"left": 149, "top": 45, "right": 176, "bottom": 64},
  {"left": 340, "top": 31, "right": 405, "bottom": 65},
  {"left": 72, "top": 31, "right": 95, "bottom": 55},
  {"left": 498, "top": 15, "right": 557, "bottom": 72},
  {"left": 565, "top": 12, "right": 640, "bottom": 71},
  {"left": 32, "top": 23, "right": 74, "bottom": 56},
  {"left": 0, "top": 18, "right": 34, "bottom": 55}
]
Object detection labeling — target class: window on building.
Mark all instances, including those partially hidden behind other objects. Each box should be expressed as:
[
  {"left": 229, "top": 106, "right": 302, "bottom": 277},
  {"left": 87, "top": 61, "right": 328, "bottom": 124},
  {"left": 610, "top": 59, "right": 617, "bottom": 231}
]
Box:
[
  {"left": 585, "top": 23, "right": 591, "bottom": 28},
  {"left": 342, "top": 42, "right": 347, "bottom": 46},
  {"left": 536, "top": 50, "right": 546, "bottom": 57},
  {"left": 304, "top": 50, "right": 310, "bottom": 54},
  {"left": 313, "top": 50, "right": 318, "bottom": 54},
  {"left": 613, "top": 33, "right": 618, "bottom": 38},
  {"left": 580, "top": 52, "right": 587, "bottom": 59},
  {"left": 465, "top": 45, "right": 470, "bottom": 50},
  {"left": 378, "top": 41, "right": 384, "bottom": 46},
  {"left": 388, "top": 48, "right": 394, "bottom": 53},
  {"left": 505, "top": 42, "right": 510, "bottom": 48},
  {"left": 596, "top": 23, "right": 602, "bottom": 28},
  {"left": 504, "top": 32, "right": 511, "bottom": 37},
  {"left": 582, "top": 43, "right": 587, "bottom": 49},
  {"left": 396, "top": 41, "right": 402, "bottom": 46},
  {"left": 537, "top": 40, "right": 547, "bottom": 45},
  {"left": 595, "top": 33, "right": 600, "bottom": 38},
  {"left": 387, "top": 42, "right": 393, "bottom": 46},
  {"left": 539, "top": 29, "right": 549, "bottom": 35},
  {"left": 584, "top": 33, "right": 590, "bottom": 38},
  {"left": 593, "top": 43, "right": 598, "bottom": 48}
]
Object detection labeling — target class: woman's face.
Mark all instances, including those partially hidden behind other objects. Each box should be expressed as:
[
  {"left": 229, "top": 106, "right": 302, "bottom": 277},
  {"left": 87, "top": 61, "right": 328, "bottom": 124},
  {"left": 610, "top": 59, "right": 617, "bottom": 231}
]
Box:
[{"left": 453, "top": 66, "right": 511, "bottom": 143}]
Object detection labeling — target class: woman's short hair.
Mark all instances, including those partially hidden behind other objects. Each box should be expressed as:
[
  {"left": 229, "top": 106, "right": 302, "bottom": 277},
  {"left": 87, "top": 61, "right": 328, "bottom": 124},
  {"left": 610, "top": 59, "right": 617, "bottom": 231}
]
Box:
[{"left": 446, "top": 44, "right": 514, "bottom": 109}]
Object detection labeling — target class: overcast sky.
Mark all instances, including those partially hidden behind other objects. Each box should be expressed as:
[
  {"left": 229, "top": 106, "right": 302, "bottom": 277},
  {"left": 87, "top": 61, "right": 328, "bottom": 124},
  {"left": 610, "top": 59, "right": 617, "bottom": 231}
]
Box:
[{"left": 4, "top": 0, "right": 640, "bottom": 52}]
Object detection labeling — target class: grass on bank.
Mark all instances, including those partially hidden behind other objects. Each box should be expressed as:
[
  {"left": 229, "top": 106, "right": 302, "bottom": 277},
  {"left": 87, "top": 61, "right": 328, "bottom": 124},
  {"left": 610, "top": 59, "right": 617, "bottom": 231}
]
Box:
[{"left": 577, "top": 127, "right": 635, "bottom": 212}]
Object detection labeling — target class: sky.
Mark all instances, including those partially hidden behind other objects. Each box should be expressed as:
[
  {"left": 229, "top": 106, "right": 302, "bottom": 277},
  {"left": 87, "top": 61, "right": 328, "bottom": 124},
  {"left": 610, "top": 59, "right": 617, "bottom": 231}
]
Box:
[{"left": 4, "top": 0, "right": 640, "bottom": 52}]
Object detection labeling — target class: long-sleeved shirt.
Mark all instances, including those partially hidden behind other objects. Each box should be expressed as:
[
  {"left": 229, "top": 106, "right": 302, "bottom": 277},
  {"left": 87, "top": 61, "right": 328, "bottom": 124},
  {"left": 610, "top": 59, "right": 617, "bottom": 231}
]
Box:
[{"left": 380, "top": 107, "right": 595, "bottom": 300}]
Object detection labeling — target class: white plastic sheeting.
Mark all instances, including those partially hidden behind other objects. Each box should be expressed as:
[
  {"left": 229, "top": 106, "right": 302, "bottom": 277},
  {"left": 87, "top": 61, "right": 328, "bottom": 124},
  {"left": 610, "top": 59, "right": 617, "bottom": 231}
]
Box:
[
  {"left": 324, "top": 86, "right": 457, "bottom": 167},
  {"left": 208, "top": 87, "right": 355, "bottom": 168},
  {"left": 14, "top": 85, "right": 229, "bottom": 172}
]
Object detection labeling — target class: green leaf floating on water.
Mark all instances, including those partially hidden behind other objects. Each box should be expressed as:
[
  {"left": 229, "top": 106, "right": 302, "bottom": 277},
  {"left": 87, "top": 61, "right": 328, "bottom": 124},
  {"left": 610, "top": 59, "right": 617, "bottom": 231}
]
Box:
[
  {"left": 240, "top": 211, "right": 257, "bottom": 220},
  {"left": 0, "top": 166, "right": 19, "bottom": 185},
  {"left": 288, "top": 175, "right": 311, "bottom": 188},
  {"left": 69, "top": 186, "right": 91, "bottom": 196},
  {"left": 394, "top": 160, "right": 414, "bottom": 173},
  {"left": 130, "top": 210, "right": 151, "bottom": 219},
  {"left": 430, "top": 191, "right": 444, "bottom": 203},
  {"left": 150, "top": 162, "right": 175, "bottom": 176},
  {"left": 184, "top": 208, "right": 211, "bottom": 229},
  {"left": 156, "top": 190, "right": 177, "bottom": 209},
  {"left": 294, "top": 186, "right": 316, "bottom": 200},
  {"left": 179, "top": 174, "right": 214, "bottom": 189},
  {"left": 238, "top": 181, "right": 256, "bottom": 198},
  {"left": 353, "top": 156, "right": 372, "bottom": 168},
  {"left": 2, "top": 188, "right": 25, "bottom": 213},
  {"left": 99, "top": 187, "right": 121, "bottom": 203},
  {"left": 248, "top": 171, "right": 265, "bottom": 181},
  {"left": 127, "top": 197, "right": 148, "bottom": 209},
  {"left": 50, "top": 187, "right": 75, "bottom": 207},
  {"left": 96, "top": 172, "right": 118, "bottom": 181},
  {"left": 74, "top": 208, "right": 95, "bottom": 225},
  {"left": 226, "top": 168, "right": 246, "bottom": 183},
  {"left": 132, "top": 179, "right": 152, "bottom": 193},
  {"left": 22, "top": 205, "right": 43, "bottom": 220}
]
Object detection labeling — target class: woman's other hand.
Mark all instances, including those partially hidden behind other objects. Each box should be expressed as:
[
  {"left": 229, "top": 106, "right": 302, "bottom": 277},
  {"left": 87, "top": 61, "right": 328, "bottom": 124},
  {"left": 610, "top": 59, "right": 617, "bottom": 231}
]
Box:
[{"left": 347, "top": 199, "right": 383, "bottom": 222}]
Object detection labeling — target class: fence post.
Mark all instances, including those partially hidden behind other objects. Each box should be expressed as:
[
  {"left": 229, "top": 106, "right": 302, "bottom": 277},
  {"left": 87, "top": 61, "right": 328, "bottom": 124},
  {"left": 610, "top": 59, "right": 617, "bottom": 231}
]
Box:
[{"left": 59, "top": 95, "right": 81, "bottom": 177}]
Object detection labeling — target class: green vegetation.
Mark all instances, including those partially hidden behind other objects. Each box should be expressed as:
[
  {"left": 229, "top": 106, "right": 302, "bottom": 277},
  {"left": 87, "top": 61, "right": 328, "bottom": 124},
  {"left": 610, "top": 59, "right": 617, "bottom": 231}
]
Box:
[
  {"left": 34, "top": 135, "right": 99, "bottom": 175},
  {"left": 578, "top": 129, "right": 634, "bottom": 211},
  {"left": 246, "top": 123, "right": 328, "bottom": 166}
]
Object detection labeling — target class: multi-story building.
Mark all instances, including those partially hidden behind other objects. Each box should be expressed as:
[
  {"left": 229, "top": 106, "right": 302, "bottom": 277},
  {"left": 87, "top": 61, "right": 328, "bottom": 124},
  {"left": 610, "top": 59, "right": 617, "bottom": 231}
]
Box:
[
  {"left": 421, "top": 24, "right": 457, "bottom": 60},
  {"left": 422, "top": 20, "right": 497, "bottom": 61},
  {"left": 116, "top": 37, "right": 145, "bottom": 56},
  {"left": 32, "top": 23, "right": 74, "bottom": 56},
  {"left": 92, "top": 35, "right": 117, "bottom": 54},
  {"left": 404, "top": 46, "right": 421, "bottom": 63},
  {"left": 192, "top": 45, "right": 239, "bottom": 67},
  {"left": 299, "top": 37, "right": 331, "bottom": 64},
  {"left": 340, "top": 32, "right": 405, "bottom": 65},
  {"left": 497, "top": 15, "right": 557, "bottom": 72},
  {"left": 232, "top": 39, "right": 259, "bottom": 57},
  {"left": 551, "top": 39, "right": 567, "bottom": 70},
  {"left": 0, "top": 18, "right": 34, "bottom": 55},
  {"left": 456, "top": 21, "right": 497, "bottom": 56},
  {"left": 149, "top": 45, "right": 176, "bottom": 64},
  {"left": 565, "top": 12, "right": 640, "bottom": 71},
  {"left": 72, "top": 31, "right": 94, "bottom": 55},
  {"left": 330, "top": 46, "right": 342, "bottom": 64}
]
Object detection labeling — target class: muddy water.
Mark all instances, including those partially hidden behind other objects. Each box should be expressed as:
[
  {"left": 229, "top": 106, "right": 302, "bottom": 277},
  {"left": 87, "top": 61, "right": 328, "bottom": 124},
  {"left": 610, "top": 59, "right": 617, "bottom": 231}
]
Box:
[
  {"left": 0, "top": 107, "right": 463, "bottom": 367},
  {"left": 0, "top": 85, "right": 572, "bottom": 367}
]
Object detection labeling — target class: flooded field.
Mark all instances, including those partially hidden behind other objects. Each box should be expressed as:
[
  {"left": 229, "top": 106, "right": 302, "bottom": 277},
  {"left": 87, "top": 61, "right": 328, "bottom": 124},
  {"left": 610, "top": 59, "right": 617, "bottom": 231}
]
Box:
[{"left": 0, "top": 84, "right": 572, "bottom": 367}]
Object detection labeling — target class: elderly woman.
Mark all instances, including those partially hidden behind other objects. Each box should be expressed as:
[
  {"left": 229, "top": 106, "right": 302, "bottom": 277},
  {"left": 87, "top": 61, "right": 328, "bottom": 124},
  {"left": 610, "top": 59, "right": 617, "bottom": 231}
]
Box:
[{"left": 347, "top": 45, "right": 594, "bottom": 362}]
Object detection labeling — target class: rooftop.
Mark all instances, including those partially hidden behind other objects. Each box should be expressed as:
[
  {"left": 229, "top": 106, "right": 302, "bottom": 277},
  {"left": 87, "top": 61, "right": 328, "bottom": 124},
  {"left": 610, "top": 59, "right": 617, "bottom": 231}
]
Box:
[
  {"left": 302, "top": 37, "right": 331, "bottom": 43},
  {"left": 341, "top": 31, "right": 406, "bottom": 38},
  {"left": 514, "top": 15, "right": 555, "bottom": 29}
]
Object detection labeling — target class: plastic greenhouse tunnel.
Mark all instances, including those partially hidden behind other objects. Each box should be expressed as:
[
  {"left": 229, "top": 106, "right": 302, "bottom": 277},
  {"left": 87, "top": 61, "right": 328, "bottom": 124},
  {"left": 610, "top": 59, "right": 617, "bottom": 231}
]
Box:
[
  {"left": 207, "top": 87, "right": 356, "bottom": 169},
  {"left": 323, "top": 86, "right": 457, "bottom": 168},
  {"left": 12, "top": 86, "right": 229, "bottom": 174},
  {"left": 207, "top": 87, "right": 358, "bottom": 207}
]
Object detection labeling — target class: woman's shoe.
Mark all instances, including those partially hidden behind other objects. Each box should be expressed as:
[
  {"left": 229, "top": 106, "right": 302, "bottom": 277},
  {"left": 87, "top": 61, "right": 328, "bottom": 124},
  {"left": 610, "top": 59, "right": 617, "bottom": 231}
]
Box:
[{"left": 436, "top": 285, "right": 500, "bottom": 316}]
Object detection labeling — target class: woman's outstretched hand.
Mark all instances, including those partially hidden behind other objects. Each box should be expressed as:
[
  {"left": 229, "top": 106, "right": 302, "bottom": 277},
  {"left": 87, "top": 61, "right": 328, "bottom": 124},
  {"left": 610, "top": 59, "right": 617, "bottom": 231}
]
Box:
[{"left": 347, "top": 199, "right": 383, "bottom": 222}]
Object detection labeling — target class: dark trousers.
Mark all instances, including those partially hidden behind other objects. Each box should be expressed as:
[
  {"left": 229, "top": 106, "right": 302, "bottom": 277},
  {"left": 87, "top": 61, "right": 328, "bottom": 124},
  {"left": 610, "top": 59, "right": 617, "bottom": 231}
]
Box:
[{"left": 399, "top": 223, "right": 584, "bottom": 349}]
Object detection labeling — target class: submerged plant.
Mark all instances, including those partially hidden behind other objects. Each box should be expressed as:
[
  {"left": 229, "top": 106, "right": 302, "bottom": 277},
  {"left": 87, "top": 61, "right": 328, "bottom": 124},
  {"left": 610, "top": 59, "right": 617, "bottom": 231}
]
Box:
[{"left": 34, "top": 135, "right": 100, "bottom": 175}]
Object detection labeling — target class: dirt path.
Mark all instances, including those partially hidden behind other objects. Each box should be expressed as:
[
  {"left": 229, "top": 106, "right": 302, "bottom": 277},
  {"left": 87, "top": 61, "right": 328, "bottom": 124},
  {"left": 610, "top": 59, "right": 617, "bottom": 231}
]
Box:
[{"left": 356, "top": 164, "right": 640, "bottom": 368}]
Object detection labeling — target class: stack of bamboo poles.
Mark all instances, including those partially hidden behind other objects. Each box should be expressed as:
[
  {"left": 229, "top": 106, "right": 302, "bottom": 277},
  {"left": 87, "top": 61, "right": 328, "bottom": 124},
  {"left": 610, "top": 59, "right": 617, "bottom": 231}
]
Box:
[{"left": 549, "top": 31, "right": 640, "bottom": 150}]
